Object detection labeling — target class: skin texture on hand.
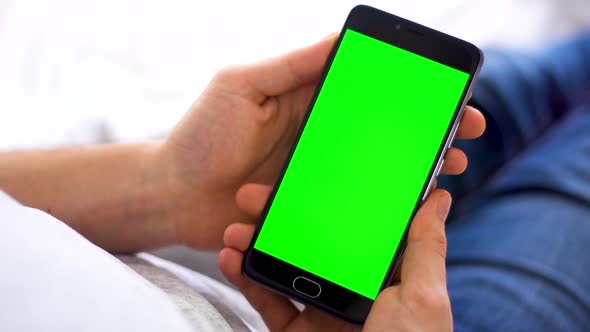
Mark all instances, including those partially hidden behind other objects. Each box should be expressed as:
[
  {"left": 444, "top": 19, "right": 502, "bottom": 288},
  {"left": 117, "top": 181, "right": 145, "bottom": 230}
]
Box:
[
  {"left": 219, "top": 184, "right": 454, "bottom": 332},
  {"left": 157, "top": 33, "right": 485, "bottom": 250},
  {"left": 0, "top": 34, "right": 484, "bottom": 253},
  {"left": 157, "top": 35, "right": 339, "bottom": 249}
]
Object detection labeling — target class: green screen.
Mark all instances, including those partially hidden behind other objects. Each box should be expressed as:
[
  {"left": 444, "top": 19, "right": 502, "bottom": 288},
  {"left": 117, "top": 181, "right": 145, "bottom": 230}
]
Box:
[{"left": 254, "top": 29, "right": 469, "bottom": 300}]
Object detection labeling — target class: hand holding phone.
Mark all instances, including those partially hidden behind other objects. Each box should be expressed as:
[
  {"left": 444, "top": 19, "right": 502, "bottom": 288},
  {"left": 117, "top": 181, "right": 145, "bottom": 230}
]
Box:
[
  {"left": 238, "top": 5, "right": 483, "bottom": 324},
  {"left": 220, "top": 184, "right": 454, "bottom": 332}
]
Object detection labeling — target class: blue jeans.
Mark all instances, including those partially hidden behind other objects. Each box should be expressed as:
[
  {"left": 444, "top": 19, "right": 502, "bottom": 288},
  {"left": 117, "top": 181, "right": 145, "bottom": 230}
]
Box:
[{"left": 438, "top": 33, "right": 590, "bottom": 331}]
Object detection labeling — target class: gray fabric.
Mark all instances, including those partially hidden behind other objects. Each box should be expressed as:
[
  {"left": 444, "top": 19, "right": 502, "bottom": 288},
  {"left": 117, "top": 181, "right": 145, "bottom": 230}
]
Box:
[
  {"left": 119, "top": 255, "right": 251, "bottom": 332},
  {"left": 150, "top": 246, "right": 229, "bottom": 286}
]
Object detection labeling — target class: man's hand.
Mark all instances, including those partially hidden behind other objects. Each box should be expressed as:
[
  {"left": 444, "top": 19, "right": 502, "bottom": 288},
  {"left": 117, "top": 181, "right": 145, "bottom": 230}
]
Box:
[
  {"left": 0, "top": 34, "right": 484, "bottom": 253},
  {"left": 219, "top": 184, "right": 453, "bottom": 332},
  {"left": 155, "top": 34, "right": 485, "bottom": 250}
]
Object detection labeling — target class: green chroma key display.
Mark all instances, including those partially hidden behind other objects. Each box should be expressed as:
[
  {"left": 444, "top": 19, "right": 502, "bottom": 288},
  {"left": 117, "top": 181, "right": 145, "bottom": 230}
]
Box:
[{"left": 254, "top": 29, "right": 469, "bottom": 300}]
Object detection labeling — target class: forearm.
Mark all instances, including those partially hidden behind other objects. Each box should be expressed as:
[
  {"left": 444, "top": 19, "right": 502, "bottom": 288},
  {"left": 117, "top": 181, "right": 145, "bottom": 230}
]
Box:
[{"left": 0, "top": 143, "right": 176, "bottom": 252}]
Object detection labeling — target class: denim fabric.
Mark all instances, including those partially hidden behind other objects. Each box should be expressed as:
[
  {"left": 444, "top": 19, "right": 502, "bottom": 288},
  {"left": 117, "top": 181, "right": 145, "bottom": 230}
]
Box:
[{"left": 438, "top": 32, "right": 590, "bottom": 331}]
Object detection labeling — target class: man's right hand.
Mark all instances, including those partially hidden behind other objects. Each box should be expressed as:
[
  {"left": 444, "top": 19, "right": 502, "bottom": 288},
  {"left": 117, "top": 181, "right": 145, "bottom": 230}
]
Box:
[{"left": 219, "top": 183, "right": 454, "bottom": 332}]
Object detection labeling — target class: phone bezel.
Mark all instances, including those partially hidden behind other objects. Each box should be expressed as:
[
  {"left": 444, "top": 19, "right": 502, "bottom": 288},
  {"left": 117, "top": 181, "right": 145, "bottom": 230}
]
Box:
[{"left": 243, "top": 4, "right": 484, "bottom": 325}]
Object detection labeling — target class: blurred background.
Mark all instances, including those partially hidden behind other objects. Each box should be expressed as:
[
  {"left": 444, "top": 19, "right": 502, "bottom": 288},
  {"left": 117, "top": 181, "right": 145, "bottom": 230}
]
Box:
[
  {"left": 1, "top": 0, "right": 588, "bottom": 280},
  {"left": 1, "top": 0, "right": 589, "bottom": 149}
]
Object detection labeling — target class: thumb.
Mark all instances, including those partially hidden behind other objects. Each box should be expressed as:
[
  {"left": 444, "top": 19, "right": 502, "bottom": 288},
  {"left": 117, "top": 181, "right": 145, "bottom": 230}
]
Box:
[
  {"left": 400, "top": 189, "right": 451, "bottom": 289},
  {"left": 237, "top": 34, "right": 338, "bottom": 100}
]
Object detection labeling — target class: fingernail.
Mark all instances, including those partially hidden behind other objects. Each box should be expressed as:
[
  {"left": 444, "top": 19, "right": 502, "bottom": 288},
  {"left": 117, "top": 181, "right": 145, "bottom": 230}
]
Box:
[{"left": 437, "top": 192, "right": 452, "bottom": 221}]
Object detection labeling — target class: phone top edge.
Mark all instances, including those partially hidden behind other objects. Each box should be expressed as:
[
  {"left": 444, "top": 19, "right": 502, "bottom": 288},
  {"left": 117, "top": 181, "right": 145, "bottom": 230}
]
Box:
[
  {"left": 348, "top": 4, "right": 483, "bottom": 73},
  {"left": 350, "top": 4, "right": 482, "bottom": 52}
]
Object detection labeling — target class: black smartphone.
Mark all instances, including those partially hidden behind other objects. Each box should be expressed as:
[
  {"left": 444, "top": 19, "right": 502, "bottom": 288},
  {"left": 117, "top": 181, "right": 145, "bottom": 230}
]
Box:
[{"left": 243, "top": 5, "right": 483, "bottom": 324}]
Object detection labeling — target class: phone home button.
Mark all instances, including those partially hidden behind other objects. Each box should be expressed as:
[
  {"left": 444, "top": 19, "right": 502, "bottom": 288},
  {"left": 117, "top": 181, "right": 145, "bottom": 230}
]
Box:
[{"left": 293, "top": 276, "right": 321, "bottom": 298}]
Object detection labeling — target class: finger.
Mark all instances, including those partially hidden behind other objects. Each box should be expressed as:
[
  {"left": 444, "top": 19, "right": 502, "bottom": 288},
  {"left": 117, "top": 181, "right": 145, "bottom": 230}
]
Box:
[
  {"left": 401, "top": 189, "right": 451, "bottom": 289},
  {"left": 223, "top": 223, "right": 256, "bottom": 252},
  {"left": 439, "top": 147, "right": 467, "bottom": 175},
  {"left": 218, "top": 248, "right": 299, "bottom": 331},
  {"left": 218, "top": 248, "right": 249, "bottom": 287},
  {"left": 241, "top": 34, "right": 338, "bottom": 101},
  {"left": 236, "top": 183, "right": 273, "bottom": 218},
  {"left": 455, "top": 106, "right": 486, "bottom": 139}
]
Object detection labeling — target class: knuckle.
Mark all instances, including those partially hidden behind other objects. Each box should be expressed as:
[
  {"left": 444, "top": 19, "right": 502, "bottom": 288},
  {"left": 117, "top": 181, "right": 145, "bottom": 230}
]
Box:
[
  {"left": 431, "top": 230, "right": 448, "bottom": 258},
  {"left": 409, "top": 283, "right": 450, "bottom": 311},
  {"left": 409, "top": 230, "right": 448, "bottom": 261}
]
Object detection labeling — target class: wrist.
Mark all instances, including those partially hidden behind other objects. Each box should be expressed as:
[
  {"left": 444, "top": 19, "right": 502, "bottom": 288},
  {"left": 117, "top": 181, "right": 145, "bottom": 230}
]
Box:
[
  {"left": 125, "top": 141, "right": 181, "bottom": 249},
  {"left": 152, "top": 138, "right": 232, "bottom": 250}
]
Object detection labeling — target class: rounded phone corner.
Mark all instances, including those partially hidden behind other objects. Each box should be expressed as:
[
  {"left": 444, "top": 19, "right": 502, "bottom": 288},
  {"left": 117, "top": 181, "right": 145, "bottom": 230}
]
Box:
[
  {"left": 241, "top": 250, "right": 256, "bottom": 279},
  {"left": 349, "top": 4, "right": 372, "bottom": 16},
  {"left": 463, "top": 41, "right": 484, "bottom": 72},
  {"left": 471, "top": 45, "right": 484, "bottom": 71}
]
